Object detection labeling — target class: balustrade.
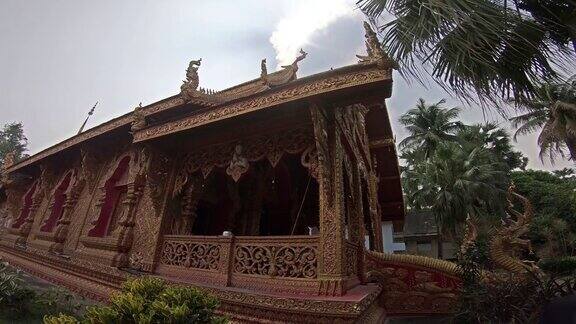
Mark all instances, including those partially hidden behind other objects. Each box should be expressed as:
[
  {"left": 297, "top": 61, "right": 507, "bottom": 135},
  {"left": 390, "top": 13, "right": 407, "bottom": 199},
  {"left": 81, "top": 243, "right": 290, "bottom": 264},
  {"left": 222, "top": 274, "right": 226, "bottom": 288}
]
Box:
[{"left": 157, "top": 235, "right": 319, "bottom": 294}]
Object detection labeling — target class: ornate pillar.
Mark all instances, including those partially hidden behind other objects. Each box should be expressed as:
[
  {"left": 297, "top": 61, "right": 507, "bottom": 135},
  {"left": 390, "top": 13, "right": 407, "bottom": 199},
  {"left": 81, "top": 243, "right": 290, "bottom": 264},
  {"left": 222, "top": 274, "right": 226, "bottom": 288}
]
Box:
[
  {"left": 346, "top": 156, "right": 366, "bottom": 282},
  {"left": 310, "top": 104, "right": 347, "bottom": 296},
  {"left": 52, "top": 171, "right": 86, "bottom": 253},
  {"left": 112, "top": 147, "right": 149, "bottom": 266}
]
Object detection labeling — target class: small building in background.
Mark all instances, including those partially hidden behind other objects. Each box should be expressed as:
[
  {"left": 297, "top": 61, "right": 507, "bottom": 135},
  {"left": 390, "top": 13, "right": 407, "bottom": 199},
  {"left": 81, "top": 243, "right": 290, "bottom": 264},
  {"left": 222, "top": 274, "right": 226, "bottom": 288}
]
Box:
[{"left": 396, "top": 210, "right": 456, "bottom": 260}]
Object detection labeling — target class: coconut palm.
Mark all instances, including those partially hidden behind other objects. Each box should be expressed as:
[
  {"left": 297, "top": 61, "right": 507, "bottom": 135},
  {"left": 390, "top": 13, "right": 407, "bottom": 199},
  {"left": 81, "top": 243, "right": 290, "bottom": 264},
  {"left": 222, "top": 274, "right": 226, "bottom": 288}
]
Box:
[
  {"left": 510, "top": 75, "right": 576, "bottom": 161},
  {"left": 357, "top": 0, "right": 576, "bottom": 104},
  {"left": 399, "top": 98, "right": 463, "bottom": 159}
]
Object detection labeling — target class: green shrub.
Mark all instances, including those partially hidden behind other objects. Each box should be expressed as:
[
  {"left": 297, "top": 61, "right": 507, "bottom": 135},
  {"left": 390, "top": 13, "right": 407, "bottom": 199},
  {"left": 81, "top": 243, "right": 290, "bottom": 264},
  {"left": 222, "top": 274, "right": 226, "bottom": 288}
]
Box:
[
  {"left": 45, "top": 277, "right": 227, "bottom": 324},
  {"left": 0, "top": 261, "right": 36, "bottom": 316},
  {"left": 43, "top": 313, "right": 79, "bottom": 324}
]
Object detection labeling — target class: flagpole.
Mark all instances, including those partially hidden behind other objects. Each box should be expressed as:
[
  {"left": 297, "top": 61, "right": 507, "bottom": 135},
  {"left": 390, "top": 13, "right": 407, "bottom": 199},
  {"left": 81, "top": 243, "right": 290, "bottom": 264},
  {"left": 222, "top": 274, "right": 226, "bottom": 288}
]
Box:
[{"left": 77, "top": 101, "right": 98, "bottom": 135}]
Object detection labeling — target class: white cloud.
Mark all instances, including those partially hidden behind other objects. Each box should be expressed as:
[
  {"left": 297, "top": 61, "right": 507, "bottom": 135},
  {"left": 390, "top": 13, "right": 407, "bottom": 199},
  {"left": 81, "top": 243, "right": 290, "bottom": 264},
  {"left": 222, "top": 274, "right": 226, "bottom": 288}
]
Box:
[{"left": 269, "top": 0, "right": 356, "bottom": 69}]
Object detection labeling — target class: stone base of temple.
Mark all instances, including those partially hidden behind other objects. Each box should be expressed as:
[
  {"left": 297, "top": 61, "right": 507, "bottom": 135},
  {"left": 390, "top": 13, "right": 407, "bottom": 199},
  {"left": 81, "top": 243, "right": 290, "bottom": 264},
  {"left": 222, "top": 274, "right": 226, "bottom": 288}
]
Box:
[
  {"left": 0, "top": 245, "right": 385, "bottom": 323},
  {"left": 0, "top": 245, "right": 123, "bottom": 301},
  {"left": 27, "top": 235, "right": 58, "bottom": 254},
  {"left": 0, "top": 231, "right": 26, "bottom": 248}
]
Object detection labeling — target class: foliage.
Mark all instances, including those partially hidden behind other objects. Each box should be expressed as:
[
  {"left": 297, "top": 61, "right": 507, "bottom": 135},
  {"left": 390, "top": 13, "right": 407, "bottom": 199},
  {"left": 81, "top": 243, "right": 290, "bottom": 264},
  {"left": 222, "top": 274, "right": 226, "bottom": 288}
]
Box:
[
  {"left": 0, "top": 261, "right": 36, "bottom": 316},
  {"left": 0, "top": 122, "right": 28, "bottom": 166},
  {"left": 540, "top": 257, "right": 576, "bottom": 276},
  {"left": 398, "top": 98, "right": 463, "bottom": 158},
  {"left": 358, "top": 0, "right": 575, "bottom": 104},
  {"left": 457, "top": 123, "right": 528, "bottom": 171},
  {"left": 456, "top": 271, "right": 576, "bottom": 323},
  {"left": 511, "top": 169, "right": 576, "bottom": 223},
  {"left": 43, "top": 313, "right": 79, "bottom": 324},
  {"left": 404, "top": 142, "right": 508, "bottom": 237},
  {"left": 44, "top": 277, "right": 227, "bottom": 324},
  {"left": 457, "top": 246, "right": 576, "bottom": 323},
  {"left": 0, "top": 261, "right": 87, "bottom": 322},
  {"left": 399, "top": 99, "right": 517, "bottom": 238},
  {"left": 35, "top": 287, "right": 87, "bottom": 318},
  {"left": 510, "top": 169, "right": 576, "bottom": 258},
  {"left": 510, "top": 75, "right": 576, "bottom": 161}
]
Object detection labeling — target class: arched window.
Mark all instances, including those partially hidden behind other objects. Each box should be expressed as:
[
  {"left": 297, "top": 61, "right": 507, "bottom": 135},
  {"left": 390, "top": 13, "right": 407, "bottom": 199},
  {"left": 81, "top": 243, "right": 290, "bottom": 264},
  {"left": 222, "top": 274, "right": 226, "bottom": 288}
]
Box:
[
  {"left": 12, "top": 182, "right": 39, "bottom": 229},
  {"left": 40, "top": 171, "right": 73, "bottom": 232},
  {"left": 88, "top": 156, "right": 130, "bottom": 237}
]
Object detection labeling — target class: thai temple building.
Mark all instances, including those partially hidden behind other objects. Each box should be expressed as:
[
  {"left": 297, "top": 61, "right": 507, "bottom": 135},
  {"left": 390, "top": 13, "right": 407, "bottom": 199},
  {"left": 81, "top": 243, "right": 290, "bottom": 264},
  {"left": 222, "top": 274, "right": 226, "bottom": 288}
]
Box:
[{"left": 0, "top": 23, "right": 460, "bottom": 323}]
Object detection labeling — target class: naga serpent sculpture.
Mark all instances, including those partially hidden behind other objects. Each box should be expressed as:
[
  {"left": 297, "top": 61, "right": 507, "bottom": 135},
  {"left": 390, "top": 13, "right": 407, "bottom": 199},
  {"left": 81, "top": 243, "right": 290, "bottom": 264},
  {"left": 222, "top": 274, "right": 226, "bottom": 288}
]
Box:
[
  {"left": 488, "top": 184, "right": 540, "bottom": 274},
  {"left": 462, "top": 183, "right": 539, "bottom": 275}
]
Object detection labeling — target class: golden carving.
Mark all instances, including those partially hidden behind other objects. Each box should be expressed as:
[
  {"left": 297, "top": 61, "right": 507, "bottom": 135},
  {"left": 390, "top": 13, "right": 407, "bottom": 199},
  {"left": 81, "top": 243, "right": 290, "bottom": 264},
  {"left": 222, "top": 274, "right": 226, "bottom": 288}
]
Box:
[
  {"left": 300, "top": 146, "right": 319, "bottom": 179},
  {"left": 356, "top": 21, "right": 397, "bottom": 69},
  {"left": 180, "top": 59, "right": 204, "bottom": 103},
  {"left": 6, "top": 115, "right": 133, "bottom": 174},
  {"left": 489, "top": 184, "right": 539, "bottom": 274},
  {"left": 130, "top": 103, "right": 146, "bottom": 132},
  {"left": 161, "top": 239, "right": 221, "bottom": 270},
  {"left": 134, "top": 67, "right": 391, "bottom": 142},
  {"left": 173, "top": 126, "right": 312, "bottom": 194},
  {"left": 310, "top": 104, "right": 347, "bottom": 296},
  {"left": 234, "top": 243, "right": 317, "bottom": 279},
  {"left": 226, "top": 145, "right": 249, "bottom": 182},
  {"left": 47, "top": 168, "right": 86, "bottom": 253}
]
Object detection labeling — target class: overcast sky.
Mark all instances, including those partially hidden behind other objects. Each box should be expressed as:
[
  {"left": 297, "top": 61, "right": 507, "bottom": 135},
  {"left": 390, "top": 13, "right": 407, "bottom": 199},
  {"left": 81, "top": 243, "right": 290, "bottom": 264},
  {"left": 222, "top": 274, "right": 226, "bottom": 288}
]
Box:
[{"left": 0, "top": 0, "right": 571, "bottom": 170}]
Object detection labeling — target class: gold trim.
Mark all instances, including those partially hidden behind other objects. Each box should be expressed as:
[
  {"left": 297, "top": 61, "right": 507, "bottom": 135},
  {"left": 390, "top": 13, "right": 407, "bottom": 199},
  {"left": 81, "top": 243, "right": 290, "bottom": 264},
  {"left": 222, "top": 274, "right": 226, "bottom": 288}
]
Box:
[
  {"left": 5, "top": 114, "right": 133, "bottom": 173},
  {"left": 134, "top": 67, "right": 391, "bottom": 142}
]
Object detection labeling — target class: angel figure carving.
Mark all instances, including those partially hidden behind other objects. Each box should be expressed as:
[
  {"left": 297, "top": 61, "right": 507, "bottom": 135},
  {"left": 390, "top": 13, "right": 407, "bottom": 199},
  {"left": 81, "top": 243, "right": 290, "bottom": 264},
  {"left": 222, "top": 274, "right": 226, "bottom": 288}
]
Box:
[{"left": 226, "top": 145, "right": 249, "bottom": 182}]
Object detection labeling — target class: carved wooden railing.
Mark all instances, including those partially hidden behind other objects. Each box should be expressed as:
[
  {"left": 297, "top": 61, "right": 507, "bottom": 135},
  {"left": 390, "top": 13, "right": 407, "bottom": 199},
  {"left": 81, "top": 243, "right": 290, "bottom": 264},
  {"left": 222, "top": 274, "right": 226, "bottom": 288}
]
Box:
[{"left": 157, "top": 235, "right": 319, "bottom": 294}]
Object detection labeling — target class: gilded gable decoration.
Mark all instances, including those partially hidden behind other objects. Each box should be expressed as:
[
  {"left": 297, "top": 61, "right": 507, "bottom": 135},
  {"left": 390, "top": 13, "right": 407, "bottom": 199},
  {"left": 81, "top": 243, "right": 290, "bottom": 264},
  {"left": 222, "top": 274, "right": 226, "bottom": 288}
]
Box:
[{"left": 356, "top": 21, "right": 397, "bottom": 70}]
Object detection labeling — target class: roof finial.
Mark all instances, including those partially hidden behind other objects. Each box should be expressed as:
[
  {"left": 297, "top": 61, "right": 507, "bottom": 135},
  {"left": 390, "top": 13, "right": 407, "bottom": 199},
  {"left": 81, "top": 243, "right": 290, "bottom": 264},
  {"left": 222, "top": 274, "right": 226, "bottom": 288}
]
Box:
[
  {"left": 356, "top": 21, "right": 397, "bottom": 69},
  {"left": 77, "top": 101, "right": 98, "bottom": 134},
  {"left": 180, "top": 59, "right": 202, "bottom": 103},
  {"left": 260, "top": 58, "right": 268, "bottom": 80}
]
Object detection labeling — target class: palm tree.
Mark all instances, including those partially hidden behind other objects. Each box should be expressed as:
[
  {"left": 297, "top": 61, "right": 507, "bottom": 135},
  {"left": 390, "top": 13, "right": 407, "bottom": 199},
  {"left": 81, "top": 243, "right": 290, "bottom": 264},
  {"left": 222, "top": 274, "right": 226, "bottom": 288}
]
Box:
[
  {"left": 357, "top": 0, "right": 576, "bottom": 104},
  {"left": 510, "top": 75, "right": 576, "bottom": 161},
  {"left": 404, "top": 142, "right": 508, "bottom": 238},
  {"left": 457, "top": 123, "right": 528, "bottom": 170},
  {"left": 399, "top": 98, "right": 463, "bottom": 159}
]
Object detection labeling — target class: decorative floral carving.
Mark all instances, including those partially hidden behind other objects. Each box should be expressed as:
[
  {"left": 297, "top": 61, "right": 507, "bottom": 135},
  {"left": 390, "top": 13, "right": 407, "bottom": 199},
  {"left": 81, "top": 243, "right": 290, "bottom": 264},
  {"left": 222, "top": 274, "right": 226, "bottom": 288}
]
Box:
[
  {"left": 174, "top": 126, "right": 312, "bottom": 191},
  {"left": 234, "top": 244, "right": 317, "bottom": 279},
  {"left": 345, "top": 242, "right": 358, "bottom": 277},
  {"left": 160, "top": 240, "right": 221, "bottom": 271}
]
